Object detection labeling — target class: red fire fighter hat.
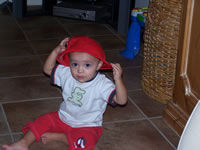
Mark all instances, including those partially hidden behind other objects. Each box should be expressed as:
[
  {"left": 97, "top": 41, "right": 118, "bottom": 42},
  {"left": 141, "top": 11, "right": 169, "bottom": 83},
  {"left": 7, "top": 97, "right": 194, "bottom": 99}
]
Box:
[{"left": 56, "top": 36, "right": 112, "bottom": 70}]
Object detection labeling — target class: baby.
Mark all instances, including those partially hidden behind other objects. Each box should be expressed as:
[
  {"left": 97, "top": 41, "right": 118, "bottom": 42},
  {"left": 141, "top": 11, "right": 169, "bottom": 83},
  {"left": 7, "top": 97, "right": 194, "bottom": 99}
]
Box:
[{"left": 2, "top": 36, "right": 127, "bottom": 150}]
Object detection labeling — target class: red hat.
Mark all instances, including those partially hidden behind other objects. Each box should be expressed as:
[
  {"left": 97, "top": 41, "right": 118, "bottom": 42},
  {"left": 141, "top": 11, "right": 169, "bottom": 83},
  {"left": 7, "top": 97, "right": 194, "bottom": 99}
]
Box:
[{"left": 56, "top": 36, "right": 112, "bottom": 70}]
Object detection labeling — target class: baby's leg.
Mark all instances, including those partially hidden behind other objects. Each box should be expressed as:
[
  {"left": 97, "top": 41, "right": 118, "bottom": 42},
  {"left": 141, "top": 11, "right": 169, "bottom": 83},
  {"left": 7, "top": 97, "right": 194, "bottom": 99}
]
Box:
[
  {"left": 1, "top": 131, "right": 35, "bottom": 150},
  {"left": 68, "top": 127, "right": 102, "bottom": 150},
  {"left": 41, "top": 132, "right": 68, "bottom": 145}
]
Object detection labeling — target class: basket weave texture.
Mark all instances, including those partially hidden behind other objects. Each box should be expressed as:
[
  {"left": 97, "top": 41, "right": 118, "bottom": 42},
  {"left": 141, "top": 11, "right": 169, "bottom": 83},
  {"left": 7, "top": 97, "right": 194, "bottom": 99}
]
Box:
[{"left": 142, "top": 0, "right": 182, "bottom": 104}]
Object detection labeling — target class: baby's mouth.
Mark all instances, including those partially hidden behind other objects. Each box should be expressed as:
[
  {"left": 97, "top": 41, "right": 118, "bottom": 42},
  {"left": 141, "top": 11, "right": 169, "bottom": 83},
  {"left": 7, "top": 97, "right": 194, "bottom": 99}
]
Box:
[{"left": 77, "top": 76, "right": 85, "bottom": 80}]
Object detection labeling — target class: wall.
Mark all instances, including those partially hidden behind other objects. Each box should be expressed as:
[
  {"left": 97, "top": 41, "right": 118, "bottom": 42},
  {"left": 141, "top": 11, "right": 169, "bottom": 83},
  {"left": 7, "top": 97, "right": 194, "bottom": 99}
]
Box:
[
  {"left": 16, "top": 0, "right": 149, "bottom": 7},
  {"left": 27, "top": 0, "right": 42, "bottom": 6},
  {"left": 135, "top": 0, "right": 149, "bottom": 8},
  {"left": 0, "top": 0, "right": 8, "bottom": 4},
  {"left": 0, "top": 0, "right": 42, "bottom": 5}
]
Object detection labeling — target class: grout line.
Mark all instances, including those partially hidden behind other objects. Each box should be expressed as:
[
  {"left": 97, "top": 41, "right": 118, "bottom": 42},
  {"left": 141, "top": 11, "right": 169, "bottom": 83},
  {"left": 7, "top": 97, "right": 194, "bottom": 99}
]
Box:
[
  {"left": 14, "top": 30, "right": 44, "bottom": 66},
  {"left": 54, "top": 16, "right": 72, "bottom": 37},
  {"left": 128, "top": 96, "right": 177, "bottom": 149},
  {"left": 104, "top": 24, "right": 127, "bottom": 44},
  {"left": 159, "top": 118, "right": 180, "bottom": 138},
  {"left": 116, "top": 35, "right": 126, "bottom": 44},
  {"left": 123, "top": 65, "right": 142, "bottom": 70},
  {"left": 56, "top": 21, "right": 98, "bottom": 25},
  {"left": 0, "top": 54, "right": 42, "bottom": 60},
  {"left": 6, "top": 4, "right": 46, "bottom": 67},
  {"left": 148, "top": 116, "right": 163, "bottom": 120},
  {"left": 54, "top": 18, "right": 118, "bottom": 37},
  {"left": 148, "top": 120, "right": 177, "bottom": 149},
  {"left": 0, "top": 133, "right": 24, "bottom": 139},
  {"left": 103, "top": 117, "right": 147, "bottom": 125},
  {"left": 89, "top": 34, "right": 118, "bottom": 38},
  {"left": 0, "top": 74, "right": 43, "bottom": 80},
  {"left": 0, "top": 104, "right": 14, "bottom": 142},
  {"left": 9, "top": 11, "right": 32, "bottom": 43},
  {"left": 123, "top": 66, "right": 141, "bottom": 70},
  {"left": 0, "top": 133, "right": 12, "bottom": 136},
  {"left": 26, "top": 37, "right": 62, "bottom": 41},
  {"left": 1, "top": 96, "right": 62, "bottom": 105},
  {"left": 87, "top": 33, "right": 115, "bottom": 37},
  {"left": 12, "top": 132, "right": 23, "bottom": 135},
  {"left": 105, "top": 66, "right": 143, "bottom": 85},
  {"left": 127, "top": 89, "right": 143, "bottom": 92},
  {"left": 0, "top": 39, "right": 26, "bottom": 42}
]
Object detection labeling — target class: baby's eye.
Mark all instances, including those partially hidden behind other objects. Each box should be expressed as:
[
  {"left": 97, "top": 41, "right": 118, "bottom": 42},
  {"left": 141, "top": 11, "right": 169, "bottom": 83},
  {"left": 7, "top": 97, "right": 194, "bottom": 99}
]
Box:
[
  {"left": 72, "top": 63, "right": 78, "bottom": 67},
  {"left": 85, "top": 64, "right": 90, "bottom": 67}
]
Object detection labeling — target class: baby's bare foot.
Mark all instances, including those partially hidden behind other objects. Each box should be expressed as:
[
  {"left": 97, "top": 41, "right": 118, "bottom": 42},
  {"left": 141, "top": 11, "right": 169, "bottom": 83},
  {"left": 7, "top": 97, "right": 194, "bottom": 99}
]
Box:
[
  {"left": 1, "top": 139, "right": 28, "bottom": 150},
  {"left": 41, "top": 132, "right": 52, "bottom": 144},
  {"left": 41, "top": 132, "right": 68, "bottom": 145}
]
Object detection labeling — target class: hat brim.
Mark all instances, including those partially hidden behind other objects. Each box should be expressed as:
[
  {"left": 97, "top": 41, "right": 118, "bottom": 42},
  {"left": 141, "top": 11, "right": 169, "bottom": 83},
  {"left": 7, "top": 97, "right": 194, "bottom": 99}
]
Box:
[{"left": 57, "top": 50, "right": 112, "bottom": 70}]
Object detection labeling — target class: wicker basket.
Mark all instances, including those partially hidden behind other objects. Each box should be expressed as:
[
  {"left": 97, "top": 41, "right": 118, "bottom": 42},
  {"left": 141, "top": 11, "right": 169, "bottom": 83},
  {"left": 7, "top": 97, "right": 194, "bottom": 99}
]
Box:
[{"left": 142, "top": 0, "right": 182, "bottom": 104}]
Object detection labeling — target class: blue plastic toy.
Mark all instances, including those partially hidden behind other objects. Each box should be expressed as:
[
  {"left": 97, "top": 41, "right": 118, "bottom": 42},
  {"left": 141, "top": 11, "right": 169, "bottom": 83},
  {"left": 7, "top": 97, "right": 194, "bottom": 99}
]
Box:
[{"left": 120, "top": 8, "right": 147, "bottom": 59}]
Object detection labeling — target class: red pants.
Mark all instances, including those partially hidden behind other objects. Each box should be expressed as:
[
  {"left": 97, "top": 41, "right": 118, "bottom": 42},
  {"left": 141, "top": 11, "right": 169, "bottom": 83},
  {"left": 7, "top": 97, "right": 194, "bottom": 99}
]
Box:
[{"left": 22, "top": 112, "right": 102, "bottom": 150}]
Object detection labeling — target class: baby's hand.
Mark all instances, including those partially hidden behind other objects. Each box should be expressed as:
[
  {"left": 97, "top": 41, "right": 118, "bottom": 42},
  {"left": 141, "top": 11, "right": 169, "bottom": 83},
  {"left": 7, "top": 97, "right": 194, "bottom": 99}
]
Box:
[
  {"left": 111, "top": 63, "right": 123, "bottom": 81},
  {"left": 54, "top": 37, "right": 70, "bottom": 54}
]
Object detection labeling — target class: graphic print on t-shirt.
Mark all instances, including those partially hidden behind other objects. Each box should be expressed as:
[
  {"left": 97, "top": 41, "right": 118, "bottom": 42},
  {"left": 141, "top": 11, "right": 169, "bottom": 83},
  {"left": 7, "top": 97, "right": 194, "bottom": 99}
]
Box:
[{"left": 68, "top": 87, "right": 86, "bottom": 107}]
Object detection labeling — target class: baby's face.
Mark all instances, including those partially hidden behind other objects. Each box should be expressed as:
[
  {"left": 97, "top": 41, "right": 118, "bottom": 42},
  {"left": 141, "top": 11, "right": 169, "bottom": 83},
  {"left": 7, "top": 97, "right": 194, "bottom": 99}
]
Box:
[{"left": 69, "top": 52, "right": 102, "bottom": 83}]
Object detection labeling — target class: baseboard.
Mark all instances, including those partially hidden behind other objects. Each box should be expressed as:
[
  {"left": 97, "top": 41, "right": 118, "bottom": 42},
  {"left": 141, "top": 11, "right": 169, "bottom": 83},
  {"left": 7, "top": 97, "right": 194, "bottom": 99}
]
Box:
[{"left": 163, "top": 101, "right": 188, "bottom": 135}]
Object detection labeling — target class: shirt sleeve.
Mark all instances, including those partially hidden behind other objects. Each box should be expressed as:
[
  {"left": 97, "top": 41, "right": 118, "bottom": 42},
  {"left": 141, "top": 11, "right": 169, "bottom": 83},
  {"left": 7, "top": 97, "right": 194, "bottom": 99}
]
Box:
[
  {"left": 99, "top": 76, "right": 117, "bottom": 107},
  {"left": 50, "top": 64, "right": 71, "bottom": 87},
  {"left": 107, "top": 89, "right": 117, "bottom": 107},
  {"left": 50, "top": 64, "right": 59, "bottom": 85}
]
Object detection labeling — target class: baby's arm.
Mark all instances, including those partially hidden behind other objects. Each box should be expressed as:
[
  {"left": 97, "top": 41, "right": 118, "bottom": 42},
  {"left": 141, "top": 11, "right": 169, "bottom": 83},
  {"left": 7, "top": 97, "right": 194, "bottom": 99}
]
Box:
[
  {"left": 43, "top": 38, "right": 69, "bottom": 76},
  {"left": 111, "top": 63, "right": 128, "bottom": 105}
]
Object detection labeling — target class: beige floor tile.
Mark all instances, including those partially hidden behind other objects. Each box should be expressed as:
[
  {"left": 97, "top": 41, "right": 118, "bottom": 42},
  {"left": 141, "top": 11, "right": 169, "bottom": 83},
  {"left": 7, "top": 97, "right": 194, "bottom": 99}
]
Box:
[
  {"left": 0, "top": 107, "right": 9, "bottom": 135},
  {"left": 3, "top": 98, "right": 62, "bottom": 132},
  {"left": 30, "top": 38, "right": 62, "bottom": 55},
  {"left": 128, "top": 90, "right": 166, "bottom": 117},
  {"left": 0, "top": 30, "right": 26, "bottom": 41},
  {"left": 23, "top": 24, "right": 69, "bottom": 40},
  {"left": 0, "top": 56, "right": 43, "bottom": 78},
  {"left": 151, "top": 118, "right": 179, "bottom": 148},
  {"left": 13, "top": 133, "right": 68, "bottom": 150},
  {"left": 97, "top": 120, "right": 175, "bottom": 150},
  {"left": 0, "top": 76, "right": 61, "bottom": 103},
  {"left": 0, "top": 41, "right": 35, "bottom": 58},
  {"left": 63, "top": 23, "right": 112, "bottom": 36},
  {"left": 104, "top": 99, "right": 145, "bottom": 123},
  {"left": 0, "top": 135, "right": 12, "bottom": 146},
  {"left": 92, "top": 35, "right": 126, "bottom": 51},
  {"left": 105, "top": 51, "right": 143, "bottom": 68}
]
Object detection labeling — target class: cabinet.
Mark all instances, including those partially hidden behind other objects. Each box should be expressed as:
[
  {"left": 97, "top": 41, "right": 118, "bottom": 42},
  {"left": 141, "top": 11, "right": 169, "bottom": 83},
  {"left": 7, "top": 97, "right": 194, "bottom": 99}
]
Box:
[{"left": 164, "top": 0, "right": 200, "bottom": 135}]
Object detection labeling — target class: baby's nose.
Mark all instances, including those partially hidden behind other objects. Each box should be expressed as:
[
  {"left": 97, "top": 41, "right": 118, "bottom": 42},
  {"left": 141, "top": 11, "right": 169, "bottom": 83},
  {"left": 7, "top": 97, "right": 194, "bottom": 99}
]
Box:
[{"left": 78, "top": 66, "right": 84, "bottom": 73}]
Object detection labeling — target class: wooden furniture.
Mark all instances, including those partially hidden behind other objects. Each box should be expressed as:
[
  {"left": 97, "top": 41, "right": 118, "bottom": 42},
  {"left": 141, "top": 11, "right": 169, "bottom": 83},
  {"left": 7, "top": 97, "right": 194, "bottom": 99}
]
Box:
[{"left": 164, "top": 0, "right": 200, "bottom": 135}]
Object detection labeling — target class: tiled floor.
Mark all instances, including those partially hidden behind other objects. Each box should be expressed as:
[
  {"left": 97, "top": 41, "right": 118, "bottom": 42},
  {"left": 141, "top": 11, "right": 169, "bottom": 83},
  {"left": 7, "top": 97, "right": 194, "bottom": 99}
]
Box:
[{"left": 0, "top": 4, "right": 180, "bottom": 150}]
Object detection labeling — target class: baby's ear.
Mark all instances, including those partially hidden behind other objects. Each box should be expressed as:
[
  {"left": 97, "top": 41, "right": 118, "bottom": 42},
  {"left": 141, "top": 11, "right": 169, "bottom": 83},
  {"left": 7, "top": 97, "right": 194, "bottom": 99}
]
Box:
[{"left": 97, "top": 61, "right": 103, "bottom": 70}]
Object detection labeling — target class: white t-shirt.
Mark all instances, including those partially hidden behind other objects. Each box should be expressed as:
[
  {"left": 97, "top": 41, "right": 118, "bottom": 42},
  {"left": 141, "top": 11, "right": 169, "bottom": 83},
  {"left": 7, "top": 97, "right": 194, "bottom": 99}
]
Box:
[{"left": 51, "top": 64, "right": 116, "bottom": 128}]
